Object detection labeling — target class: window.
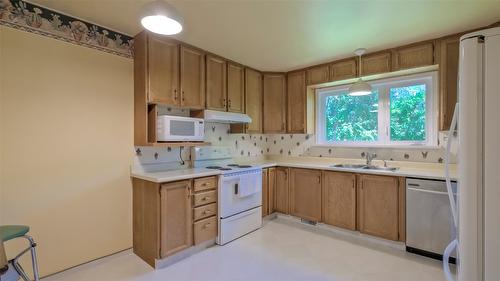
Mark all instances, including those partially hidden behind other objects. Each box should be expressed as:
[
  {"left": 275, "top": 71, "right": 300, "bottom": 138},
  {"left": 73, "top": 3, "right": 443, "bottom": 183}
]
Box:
[{"left": 316, "top": 72, "right": 437, "bottom": 147}]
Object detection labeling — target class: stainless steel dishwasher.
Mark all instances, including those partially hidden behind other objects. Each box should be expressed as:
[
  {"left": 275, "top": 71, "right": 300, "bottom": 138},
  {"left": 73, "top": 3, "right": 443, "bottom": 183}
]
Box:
[{"left": 406, "top": 178, "right": 457, "bottom": 261}]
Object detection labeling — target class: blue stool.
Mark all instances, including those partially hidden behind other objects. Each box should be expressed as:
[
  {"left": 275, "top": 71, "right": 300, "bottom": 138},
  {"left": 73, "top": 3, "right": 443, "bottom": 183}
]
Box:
[{"left": 0, "top": 226, "right": 40, "bottom": 281}]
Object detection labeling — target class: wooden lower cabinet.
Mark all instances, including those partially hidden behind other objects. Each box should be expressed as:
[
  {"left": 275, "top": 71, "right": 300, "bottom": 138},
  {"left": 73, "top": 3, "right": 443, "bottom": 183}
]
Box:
[
  {"left": 268, "top": 168, "right": 276, "bottom": 213},
  {"left": 160, "top": 180, "right": 193, "bottom": 258},
  {"left": 357, "top": 174, "right": 400, "bottom": 241},
  {"left": 289, "top": 168, "right": 322, "bottom": 221},
  {"left": 262, "top": 168, "right": 269, "bottom": 217},
  {"left": 192, "top": 176, "right": 218, "bottom": 245},
  {"left": 322, "top": 171, "right": 356, "bottom": 230},
  {"left": 193, "top": 216, "right": 217, "bottom": 245},
  {"left": 274, "top": 167, "right": 289, "bottom": 214}
]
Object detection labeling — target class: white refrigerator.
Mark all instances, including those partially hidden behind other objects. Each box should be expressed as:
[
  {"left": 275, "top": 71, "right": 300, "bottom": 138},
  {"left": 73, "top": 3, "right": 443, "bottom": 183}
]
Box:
[{"left": 447, "top": 26, "right": 500, "bottom": 281}]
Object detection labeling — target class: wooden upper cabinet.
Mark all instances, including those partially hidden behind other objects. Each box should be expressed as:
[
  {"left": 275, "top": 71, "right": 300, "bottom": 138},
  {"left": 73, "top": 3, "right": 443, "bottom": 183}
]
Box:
[
  {"left": 180, "top": 45, "right": 205, "bottom": 109},
  {"left": 227, "top": 63, "right": 245, "bottom": 113},
  {"left": 439, "top": 36, "right": 460, "bottom": 131},
  {"left": 361, "top": 52, "right": 391, "bottom": 76},
  {"left": 147, "top": 35, "right": 179, "bottom": 105},
  {"left": 393, "top": 42, "right": 435, "bottom": 70},
  {"left": 330, "top": 58, "right": 357, "bottom": 81},
  {"left": 160, "top": 180, "right": 193, "bottom": 258},
  {"left": 274, "top": 167, "right": 289, "bottom": 214},
  {"left": 306, "top": 65, "right": 330, "bottom": 85},
  {"left": 357, "top": 174, "right": 400, "bottom": 241},
  {"left": 322, "top": 171, "right": 356, "bottom": 230},
  {"left": 263, "top": 73, "right": 286, "bottom": 133},
  {"left": 287, "top": 71, "right": 307, "bottom": 133},
  {"left": 289, "top": 168, "right": 322, "bottom": 222},
  {"left": 245, "top": 68, "right": 263, "bottom": 133},
  {"left": 206, "top": 55, "right": 227, "bottom": 111}
]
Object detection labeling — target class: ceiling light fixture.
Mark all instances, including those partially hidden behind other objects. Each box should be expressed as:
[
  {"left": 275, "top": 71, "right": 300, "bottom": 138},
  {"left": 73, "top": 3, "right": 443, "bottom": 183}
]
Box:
[
  {"left": 140, "top": 0, "right": 183, "bottom": 35},
  {"left": 349, "top": 48, "right": 372, "bottom": 96}
]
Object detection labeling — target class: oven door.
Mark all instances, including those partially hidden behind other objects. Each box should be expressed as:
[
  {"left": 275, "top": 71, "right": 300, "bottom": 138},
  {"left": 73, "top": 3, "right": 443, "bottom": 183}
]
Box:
[{"left": 219, "top": 170, "right": 262, "bottom": 219}]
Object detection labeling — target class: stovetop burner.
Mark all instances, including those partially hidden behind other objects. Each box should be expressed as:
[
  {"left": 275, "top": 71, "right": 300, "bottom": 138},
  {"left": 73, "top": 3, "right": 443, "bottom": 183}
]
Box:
[
  {"left": 219, "top": 167, "right": 232, "bottom": 171},
  {"left": 206, "top": 166, "right": 223, "bottom": 169},
  {"left": 227, "top": 164, "right": 239, "bottom": 167}
]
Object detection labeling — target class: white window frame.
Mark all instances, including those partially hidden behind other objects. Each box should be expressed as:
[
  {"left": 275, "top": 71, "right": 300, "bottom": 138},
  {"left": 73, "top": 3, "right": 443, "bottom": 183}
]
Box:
[{"left": 316, "top": 71, "right": 438, "bottom": 148}]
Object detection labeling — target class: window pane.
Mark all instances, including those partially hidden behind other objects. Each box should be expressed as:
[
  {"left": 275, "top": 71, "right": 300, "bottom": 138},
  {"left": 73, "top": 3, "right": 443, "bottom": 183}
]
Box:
[
  {"left": 325, "top": 91, "right": 379, "bottom": 142},
  {"left": 390, "top": 84, "right": 426, "bottom": 141}
]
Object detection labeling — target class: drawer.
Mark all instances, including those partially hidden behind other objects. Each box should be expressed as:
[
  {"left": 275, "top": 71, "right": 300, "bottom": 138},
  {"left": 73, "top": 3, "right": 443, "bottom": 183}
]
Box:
[
  {"left": 194, "top": 216, "right": 217, "bottom": 245},
  {"left": 193, "top": 190, "right": 217, "bottom": 207},
  {"left": 194, "top": 176, "right": 218, "bottom": 192},
  {"left": 194, "top": 203, "right": 217, "bottom": 221}
]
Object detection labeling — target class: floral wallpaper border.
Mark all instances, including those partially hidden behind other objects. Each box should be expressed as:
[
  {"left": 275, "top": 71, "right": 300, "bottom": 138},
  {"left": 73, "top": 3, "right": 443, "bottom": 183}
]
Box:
[{"left": 0, "top": 0, "right": 133, "bottom": 58}]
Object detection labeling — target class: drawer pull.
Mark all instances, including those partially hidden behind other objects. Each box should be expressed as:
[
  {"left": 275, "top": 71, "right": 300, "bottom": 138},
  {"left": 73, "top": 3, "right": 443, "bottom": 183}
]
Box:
[
  {"left": 203, "top": 223, "right": 211, "bottom": 229},
  {"left": 202, "top": 183, "right": 207, "bottom": 186},
  {"left": 202, "top": 196, "right": 210, "bottom": 201},
  {"left": 203, "top": 210, "right": 211, "bottom": 215}
]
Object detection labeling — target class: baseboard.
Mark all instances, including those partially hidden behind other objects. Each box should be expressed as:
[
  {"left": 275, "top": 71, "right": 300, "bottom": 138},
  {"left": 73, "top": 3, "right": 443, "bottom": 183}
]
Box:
[{"left": 42, "top": 248, "right": 132, "bottom": 280}]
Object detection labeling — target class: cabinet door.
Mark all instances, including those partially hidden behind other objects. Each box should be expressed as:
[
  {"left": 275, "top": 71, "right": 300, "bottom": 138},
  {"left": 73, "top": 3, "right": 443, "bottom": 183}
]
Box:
[
  {"left": 227, "top": 63, "right": 245, "bottom": 113},
  {"left": 287, "top": 71, "right": 307, "bottom": 133},
  {"left": 330, "top": 59, "right": 357, "bottom": 81},
  {"left": 322, "top": 171, "right": 356, "bottom": 230},
  {"left": 290, "top": 168, "right": 322, "bottom": 221},
  {"left": 357, "top": 174, "right": 399, "bottom": 241},
  {"left": 306, "top": 65, "right": 329, "bottom": 85},
  {"left": 393, "top": 42, "right": 434, "bottom": 70},
  {"left": 268, "top": 167, "right": 276, "bottom": 213},
  {"left": 160, "top": 180, "right": 193, "bottom": 258},
  {"left": 439, "top": 36, "right": 460, "bottom": 131},
  {"left": 148, "top": 36, "right": 179, "bottom": 105},
  {"left": 262, "top": 168, "right": 269, "bottom": 217},
  {"left": 274, "top": 167, "right": 289, "bottom": 214},
  {"left": 180, "top": 45, "right": 205, "bottom": 109},
  {"left": 263, "top": 74, "right": 286, "bottom": 133},
  {"left": 245, "top": 69, "right": 263, "bottom": 133},
  {"left": 361, "top": 52, "right": 391, "bottom": 76},
  {"left": 206, "top": 55, "right": 227, "bottom": 110}
]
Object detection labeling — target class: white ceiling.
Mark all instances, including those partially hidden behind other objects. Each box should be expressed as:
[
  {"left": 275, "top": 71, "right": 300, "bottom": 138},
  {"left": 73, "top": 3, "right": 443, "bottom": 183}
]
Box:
[{"left": 33, "top": 0, "right": 500, "bottom": 72}]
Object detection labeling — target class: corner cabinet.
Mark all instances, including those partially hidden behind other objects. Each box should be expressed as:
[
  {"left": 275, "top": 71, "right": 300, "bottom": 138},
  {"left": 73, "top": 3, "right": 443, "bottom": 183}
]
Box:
[
  {"left": 357, "top": 174, "right": 401, "bottom": 241},
  {"left": 287, "top": 71, "right": 307, "bottom": 133},
  {"left": 274, "top": 167, "right": 290, "bottom": 214},
  {"left": 263, "top": 73, "right": 286, "bottom": 133},
  {"left": 289, "top": 168, "right": 322, "bottom": 222}
]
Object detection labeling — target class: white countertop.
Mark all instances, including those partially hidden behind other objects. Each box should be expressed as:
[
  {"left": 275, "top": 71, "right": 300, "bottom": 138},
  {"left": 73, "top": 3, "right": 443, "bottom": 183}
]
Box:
[{"left": 131, "top": 156, "right": 457, "bottom": 183}]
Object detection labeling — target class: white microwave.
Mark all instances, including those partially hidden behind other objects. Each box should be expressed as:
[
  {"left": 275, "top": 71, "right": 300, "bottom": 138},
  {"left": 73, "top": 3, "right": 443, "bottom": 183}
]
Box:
[{"left": 157, "top": 115, "right": 205, "bottom": 141}]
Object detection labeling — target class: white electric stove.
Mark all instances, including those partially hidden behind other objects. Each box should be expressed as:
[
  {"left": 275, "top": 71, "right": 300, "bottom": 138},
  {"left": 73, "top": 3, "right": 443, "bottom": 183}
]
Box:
[{"left": 192, "top": 146, "right": 263, "bottom": 245}]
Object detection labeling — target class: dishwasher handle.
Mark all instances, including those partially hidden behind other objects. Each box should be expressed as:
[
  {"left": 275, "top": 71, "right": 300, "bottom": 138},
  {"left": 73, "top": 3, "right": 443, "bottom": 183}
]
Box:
[{"left": 407, "top": 187, "right": 456, "bottom": 196}]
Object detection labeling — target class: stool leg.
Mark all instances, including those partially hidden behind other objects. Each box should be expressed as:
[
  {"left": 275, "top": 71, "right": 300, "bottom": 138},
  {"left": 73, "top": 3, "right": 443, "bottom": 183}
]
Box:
[
  {"left": 12, "top": 260, "right": 31, "bottom": 281},
  {"left": 25, "top": 236, "right": 40, "bottom": 281}
]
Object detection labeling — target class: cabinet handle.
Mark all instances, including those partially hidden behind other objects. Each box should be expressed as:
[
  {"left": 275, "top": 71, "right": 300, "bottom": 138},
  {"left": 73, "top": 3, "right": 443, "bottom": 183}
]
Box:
[
  {"left": 173, "top": 89, "right": 178, "bottom": 100},
  {"left": 317, "top": 176, "right": 321, "bottom": 184},
  {"left": 202, "top": 196, "right": 210, "bottom": 201},
  {"left": 181, "top": 90, "right": 185, "bottom": 102},
  {"left": 202, "top": 222, "right": 211, "bottom": 229},
  {"left": 203, "top": 210, "right": 211, "bottom": 215},
  {"left": 228, "top": 99, "right": 232, "bottom": 108},
  {"left": 201, "top": 183, "right": 207, "bottom": 187}
]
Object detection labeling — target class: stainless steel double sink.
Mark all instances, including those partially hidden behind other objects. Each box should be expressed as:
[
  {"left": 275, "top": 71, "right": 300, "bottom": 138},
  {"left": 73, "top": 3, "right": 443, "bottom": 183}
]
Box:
[{"left": 331, "top": 164, "right": 400, "bottom": 172}]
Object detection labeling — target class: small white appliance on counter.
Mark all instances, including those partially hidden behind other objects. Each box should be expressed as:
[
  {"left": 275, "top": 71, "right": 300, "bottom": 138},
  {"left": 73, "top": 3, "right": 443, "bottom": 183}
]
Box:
[
  {"left": 442, "top": 26, "right": 500, "bottom": 281},
  {"left": 156, "top": 115, "right": 204, "bottom": 141},
  {"left": 191, "top": 146, "right": 262, "bottom": 245}
]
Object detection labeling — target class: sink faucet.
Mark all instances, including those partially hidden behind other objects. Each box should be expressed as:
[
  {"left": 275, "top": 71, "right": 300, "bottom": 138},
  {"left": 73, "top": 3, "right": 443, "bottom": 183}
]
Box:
[{"left": 361, "top": 152, "right": 377, "bottom": 166}]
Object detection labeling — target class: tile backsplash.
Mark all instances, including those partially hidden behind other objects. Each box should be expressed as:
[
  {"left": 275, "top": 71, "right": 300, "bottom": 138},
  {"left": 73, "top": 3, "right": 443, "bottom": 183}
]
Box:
[{"left": 134, "top": 122, "right": 456, "bottom": 165}]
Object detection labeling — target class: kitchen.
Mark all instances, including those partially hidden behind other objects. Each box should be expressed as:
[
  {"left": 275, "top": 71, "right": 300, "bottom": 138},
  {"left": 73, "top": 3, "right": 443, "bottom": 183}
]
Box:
[{"left": 0, "top": 1, "right": 499, "bottom": 281}]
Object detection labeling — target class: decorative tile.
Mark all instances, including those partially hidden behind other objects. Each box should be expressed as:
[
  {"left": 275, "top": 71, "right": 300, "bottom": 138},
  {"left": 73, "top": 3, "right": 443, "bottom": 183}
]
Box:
[{"left": 0, "top": 0, "right": 133, "bottom": 58}]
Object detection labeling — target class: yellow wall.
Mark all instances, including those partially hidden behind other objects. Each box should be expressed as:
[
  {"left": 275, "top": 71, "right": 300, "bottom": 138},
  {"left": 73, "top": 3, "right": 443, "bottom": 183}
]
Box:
[{"left": 0, "top": 26, "right": 134, "bottom": 276}]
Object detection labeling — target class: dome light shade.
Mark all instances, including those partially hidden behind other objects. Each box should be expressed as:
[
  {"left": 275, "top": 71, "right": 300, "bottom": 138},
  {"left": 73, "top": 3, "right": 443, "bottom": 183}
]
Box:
[
  {"left": 349, "top": 79, "right": 372, "bottom": 96},
  {"left": 140, "top": 1, "right": 183, "bottom": 35},
  {"left": 349, "top": 48, "right": 372, "bottom": 96}
]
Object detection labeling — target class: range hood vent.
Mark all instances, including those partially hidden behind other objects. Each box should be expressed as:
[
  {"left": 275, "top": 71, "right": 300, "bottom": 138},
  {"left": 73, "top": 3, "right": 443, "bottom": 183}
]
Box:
[{"left": 203, "top": 110, "right": 252, "bottom": 124}]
